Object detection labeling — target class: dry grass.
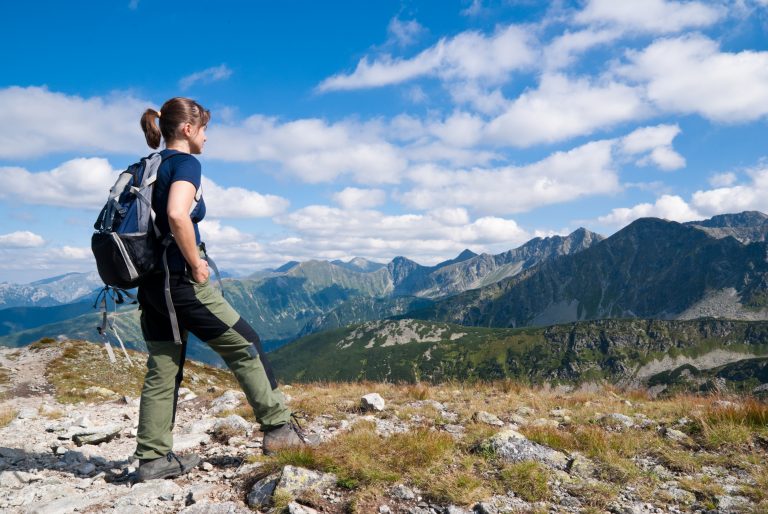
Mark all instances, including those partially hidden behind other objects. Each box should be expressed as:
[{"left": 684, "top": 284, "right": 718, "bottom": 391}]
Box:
[
  {"left": 44, "top": 340, "right": 238, "bottom": 404},
  {"left": 0, "top": 407, "right": 17, "bottom": 428},
  {"left": 498, "top": 461, "right": 551, "bottom": 502}
]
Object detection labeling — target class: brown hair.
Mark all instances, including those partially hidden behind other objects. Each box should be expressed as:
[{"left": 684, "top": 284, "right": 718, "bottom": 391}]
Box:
[{"left": 140, "top": 97, "right": 211, "bottom": 149}]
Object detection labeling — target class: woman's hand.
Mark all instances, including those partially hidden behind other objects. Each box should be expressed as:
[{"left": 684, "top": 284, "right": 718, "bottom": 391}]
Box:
[{"left": 190, "top": 259, "right": 210, "bottom": 284}]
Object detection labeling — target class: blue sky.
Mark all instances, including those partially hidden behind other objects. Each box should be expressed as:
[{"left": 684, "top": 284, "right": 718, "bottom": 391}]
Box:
[{"left": 1, "top": 0, "right": 767, "bottom": 283}]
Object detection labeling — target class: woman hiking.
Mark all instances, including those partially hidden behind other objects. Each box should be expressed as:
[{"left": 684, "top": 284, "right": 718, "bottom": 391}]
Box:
[{"left": 133, "top": 97, "right": 304, "bottom": 482}]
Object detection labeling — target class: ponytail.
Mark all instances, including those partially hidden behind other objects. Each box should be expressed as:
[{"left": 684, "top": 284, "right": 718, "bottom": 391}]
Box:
[
  {"left": 139, "top": 98, "right": 210, "bottom": 150},
  {"left": 141, "top": 109, "right": 162, "bottom": 149}
]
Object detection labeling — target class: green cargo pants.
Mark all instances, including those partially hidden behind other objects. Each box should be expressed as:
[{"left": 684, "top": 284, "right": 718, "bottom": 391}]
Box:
[{"left": 133, "top": 271, "right": 291, "bottom": 461}]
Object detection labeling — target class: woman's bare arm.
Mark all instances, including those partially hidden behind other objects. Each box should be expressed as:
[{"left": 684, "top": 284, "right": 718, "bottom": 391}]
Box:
[{"left": 167, "top": 181, "right": 209, "bottom": 283}]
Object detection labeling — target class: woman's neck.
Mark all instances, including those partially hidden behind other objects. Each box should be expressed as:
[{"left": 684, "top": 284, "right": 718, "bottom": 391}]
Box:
[{"left": 165, "top": 140, "right": 191, "bottom": 153}]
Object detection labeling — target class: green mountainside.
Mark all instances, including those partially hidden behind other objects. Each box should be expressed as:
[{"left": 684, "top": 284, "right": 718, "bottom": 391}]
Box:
[
  {"left": 269, "top": 318, "right": 768, "bottom": 394},
  {"left": 409, "top": 217, "right": 768, "bottom": 328}
]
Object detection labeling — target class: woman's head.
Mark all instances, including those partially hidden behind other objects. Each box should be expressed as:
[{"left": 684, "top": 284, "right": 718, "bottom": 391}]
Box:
[{"left": 140, "top": 97, "right": 211, "bottom": 152}]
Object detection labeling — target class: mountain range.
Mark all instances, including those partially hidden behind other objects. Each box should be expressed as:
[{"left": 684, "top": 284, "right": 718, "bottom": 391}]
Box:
[{"left": 1, "top": 211, "right": 768, "bottom": 379}]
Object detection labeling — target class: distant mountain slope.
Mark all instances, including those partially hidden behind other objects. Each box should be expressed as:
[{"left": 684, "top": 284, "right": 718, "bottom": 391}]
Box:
[
  {"left": 270, "top": 317, "right": 768, "bottom": 389},
  {"left": 685, "top": 211, "right": 768, "bottom": 243},
  {"left": 0, "top": 300, "right": 96, "bottom": 336},
  {"left": 0, "top": 271, "right": 103, "bottom": 308},
  {"left": 410, "top": 217, "right": 768, "bottom": 328}
]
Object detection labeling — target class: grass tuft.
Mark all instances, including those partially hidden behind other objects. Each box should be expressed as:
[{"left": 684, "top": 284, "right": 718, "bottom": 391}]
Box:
[
  {"left": 0, "top": 407, "right": 17, "bottom": 428},
  {"left": 498, "top": 461, "right": 551, "bottom": 502}
]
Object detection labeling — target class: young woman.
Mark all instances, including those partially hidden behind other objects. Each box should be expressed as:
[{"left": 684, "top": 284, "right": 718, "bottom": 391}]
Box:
[{"left": 134, "top": 97, "right": 304, "bottom": 482}]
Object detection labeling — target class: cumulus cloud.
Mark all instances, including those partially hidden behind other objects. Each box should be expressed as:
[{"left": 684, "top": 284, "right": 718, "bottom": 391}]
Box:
[
  {"left": 206, "top": 116, "right": 407, "bottom": 184},
  {"left": 709, "top": 172, "right": 737, "bottom": 187},
  {"left": 386, "top": 17, "right": 426, "bottom": 47},
  {"left": 402, "top": 139, "right": 620, "bottom": 215},
  {"left": 0, "top": 158, "right": 116, "bottom": 209},
  {"left": 597, "top": 194, "right": 702, "bottom": 226},
  {"left": 575, "top": 0, "right": 722, "bottom": 33},
  {"left": 201, "top": 177, "right": 289, "bottom": 218},
  {"left": 484, "top": 74, "right": 646, "bottom": 147},
  {"left": 619, "top": 124, "right": 685, "bottom": 170},
  {"left": 0, "top": 87, "right": 147, "bottom": 159},
  {"left": 274, "top": 205, "right": 530, "bottom": 264},
  {"left": 543, "top": 28, "right": 621, "bottom": 70},
  {"left": 597, "top": 164, "right": 768, "bottom": 228},
  {"left": 691, "top": 166, "right": 768, "bottom": 215},
  {"left": 317, "top": 25, "right": 536, "bottom": 91},
  {"left": 179, "top": 64, "right": 233, "bottom": 91},
  {"left": 618, "top": 35, "right": 768, "bottom": 122},
  {"left": 333, "top": 187, "right": 387, "bottom": 210},
  {"left": 0, "top": 231, "right": 45, "bottom": 248}
]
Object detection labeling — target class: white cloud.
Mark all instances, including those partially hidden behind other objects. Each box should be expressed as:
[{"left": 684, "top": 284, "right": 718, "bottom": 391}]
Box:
[
  {"left": 201, "top": 177, "right": 289, "bottom": 218},
  {"left": 461, "top": 0, "right": 485, "bottom": 17},
  {"left": 317, "top": 25, "right": 536, "bottom": 91},
  {"left": 207, "top": 116, "right": 408, "bottom": 184},
  {"left": 402, "top": 139, "right": 620, "bottom": 215},
  {"left": 709, "top": 172, "right": 737, "bottom": 187},
  {"left": 691, "top": 167, "right": 768, "bottom": 215},
  {"left": 619, "top": 124, "right": 685, "bottom": 170},
  {"left": 484, "top": 74, "right": 646, "bottom": 147},
  {"left": 58, "top": 246, "right": 92, "bottom": 260},
  {"left": 0, "top": 231, "right": 45, "bottom": 248},
  {"left": 387, "top": 17, "right": 426, "bottom": 47},
  {"left": 447, "top": 82, "right": 507, "bottom": 115},
  {"left": 618, "top": 35, "right": 768, "bottom": 122},
  {"left": 0, "top": 158, "right": 116, "bottom": 209},
  {"left": 0, "top": 87, "right": 147, "bottom": 159},
  {"left": 274, "top": 205, "right": 530, "bottom": 264},
  {"left": 598, "top": 164, "right": 768, "bottom": 228},
  {"left": 428, "top": 111, "right": 485, "bottom": 148},
  {"left": 333, "top": 187, "right": 387, "bottom": 210},
  {"left": 597, "top": 194, "right": 702, "bottom": 226},
  {"left": 575, "top": 0, "right": 722, "bottom": 33},
  {"left": 179, "top": 64, "right": 233, "bottom": 91},
  {"left": 543, "top": 28, "right": 621, "bottom": 70}
]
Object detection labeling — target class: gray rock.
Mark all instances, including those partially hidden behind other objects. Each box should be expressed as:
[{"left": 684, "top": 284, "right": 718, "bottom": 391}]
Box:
[
  {"left": 179, "top": 501, "right": 252, "bottom": 514},
  {"left": 515, "top": 406, "right": 534, "bottom": 416},
  {"left": 76, "top": 462, "right": 96, "bottom": 475},
  {"left": 202, "top": 462, "right": 214, "bottom": 472},
  {"left": 74, "top": 414, "right": 91, "bottom": 428},
  {"left": 472, "top": 411, "right": 504, "bottom": 426},
  {"left": 599, "top": 413, "right": 634, "bottom": 429},
  {"left": 288, "top": 502, "right": 319, "bottom": 514},
  {"left": 663, "top": 427, "right": 692, "bottom": 444},
  {"left": 213, "top": 414, "right": 252, "bottom": 435},
  {"left": 247, "top": 473, "right": 279, "bottom": 508},
  {"left": 184, "top": 418, "right": 217, "bottom": 435},
  {"left": 84, "top": 386, "right": 118, "bottom": 398},
  {"left": 210, "top": 390, "right": 245, "bottom": 415},
  {"left": 114, "top": 480, "right": 183, "bottom": 509},
  {"left": 27, "top": 493, "right": 100, "bottom": 514},
  {"left": 275, "top": 465, "right": 337, "bottom": 498},
  {"left": 378, "top": 506, "right": 392, "bottom": 514},
  {"left": 446, "top": 506, "right": 471, "bottom": 514},
  {"left": 72, "top": 424, "right": 122, "bottom": 446},
  {"left": 17, "top": 407, "right": 38, "bottom": 419},
  {"left": 174, "top": 433, "right": 211, "bottom": 452},
  {"left": 391, "top": 484, "right": 416, "bottom": 500},
  {"left": 484, "top": 429, "right": 569, "bottom": 470},
  {"left": 361, "top": 393, "right": 386, "bottom": 412},
  {"left": 0, "top": 470, "right": 41, "bottom": 488},
  {"left": 185, "top": 483, "right": 218, "bottom": 504}
]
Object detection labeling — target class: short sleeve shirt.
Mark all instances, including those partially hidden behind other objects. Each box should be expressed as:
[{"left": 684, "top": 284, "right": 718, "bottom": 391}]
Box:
[{"left": 152, "top": 149, "right": 207, "bottom": 272}]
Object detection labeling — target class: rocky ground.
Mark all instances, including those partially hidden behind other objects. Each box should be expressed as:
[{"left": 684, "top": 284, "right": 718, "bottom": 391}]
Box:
[{"left": 0, "top": 340, "right": 765, "bottom": 513}]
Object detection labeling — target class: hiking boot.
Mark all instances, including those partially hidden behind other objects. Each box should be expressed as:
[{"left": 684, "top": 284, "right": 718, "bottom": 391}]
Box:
[
  {"left": 262, "top": 416, "right": 307, "bottom": 456},
  {"left": 137, "top": 451, "right": 200, "bottom": 481}
]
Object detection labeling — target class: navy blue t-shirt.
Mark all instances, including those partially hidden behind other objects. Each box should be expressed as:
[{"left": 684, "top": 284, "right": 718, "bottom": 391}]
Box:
[{"left": 152, "top": 149, "right": 206, "bottom": 272}]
